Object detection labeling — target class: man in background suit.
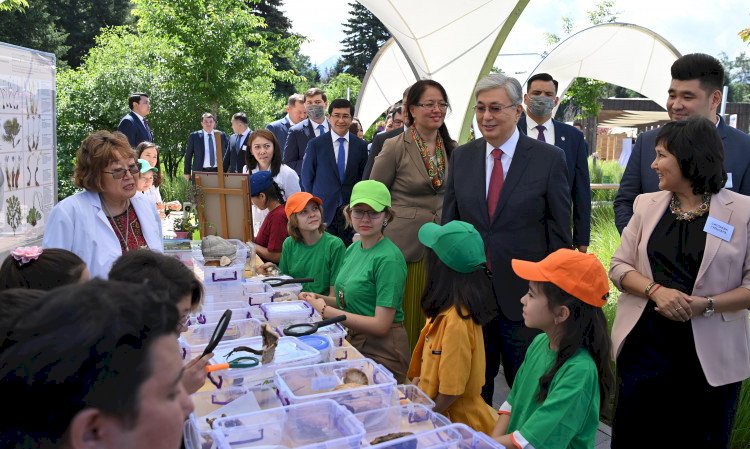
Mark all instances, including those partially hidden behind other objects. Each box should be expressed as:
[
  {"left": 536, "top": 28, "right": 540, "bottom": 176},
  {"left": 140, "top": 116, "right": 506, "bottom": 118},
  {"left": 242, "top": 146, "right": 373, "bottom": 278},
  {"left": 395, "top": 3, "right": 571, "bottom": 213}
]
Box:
[
  {"left": 363, "top": 85, "right": 412, "bottom": 179},
  {"left": 442, "top": 74, "right": 572, "bottom": 403},
  {"left": 301, "top": 99, "right": 368, "bottom": 245},
  {"left": 117, "top": 92, "right": 153, "bottom": 148},
  {"left": 183, "top": 112, "right": 229, "bottom": 180},
  {"left": 614, "top": 53, "right": 750, "bottom": 233},
  {"left": 284, "top": 88, "right": 330, "bottom": 176},
  {"left": 518, "top": 72, "right": 591, "bottom": 252},
  {"left": 224, "top": 112, "right": 251, "bottom": 173},
  {"left": 267, "top": 93, "right": 306, "bottom": 150}
]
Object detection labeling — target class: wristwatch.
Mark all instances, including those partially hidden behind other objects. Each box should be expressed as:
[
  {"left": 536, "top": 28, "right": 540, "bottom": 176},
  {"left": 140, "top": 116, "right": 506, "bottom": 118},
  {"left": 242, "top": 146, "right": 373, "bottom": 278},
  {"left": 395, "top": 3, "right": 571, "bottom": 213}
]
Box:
[{"left": 703, "top": 297, "right": 715, "bottom": 317}]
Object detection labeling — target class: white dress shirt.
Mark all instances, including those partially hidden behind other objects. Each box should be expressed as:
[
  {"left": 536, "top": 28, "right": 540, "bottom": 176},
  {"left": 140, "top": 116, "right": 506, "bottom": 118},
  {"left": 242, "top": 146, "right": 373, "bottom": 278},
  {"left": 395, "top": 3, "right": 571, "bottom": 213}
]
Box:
[
  {"left": 202, "top": 130, "right": 217, "bottom": 168},
  {"left": 331, "top": 130, "right": 349, "bottom": 168},
  {"left": 485, "top": 127, "right": 520, "bottom": 197},
  {"left": 525, "top": 116, "right": 555, "bottom": 143}
]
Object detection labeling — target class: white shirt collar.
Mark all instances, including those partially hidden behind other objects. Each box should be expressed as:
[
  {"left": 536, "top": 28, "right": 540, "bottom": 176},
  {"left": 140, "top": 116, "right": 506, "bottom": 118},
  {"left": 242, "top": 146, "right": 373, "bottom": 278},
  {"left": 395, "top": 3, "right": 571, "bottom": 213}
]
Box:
[
  {"left": 331, "top": 130, "right": 349, "bottom": 143},
  {"left": 485, "top": 127, "right": 520, "bottom": 159},
  {"left": 132, "top": 111, "right": 145, "bottom": 121},
  {"left": 526, "top": 115, "right": 553, "bottom": 133}
]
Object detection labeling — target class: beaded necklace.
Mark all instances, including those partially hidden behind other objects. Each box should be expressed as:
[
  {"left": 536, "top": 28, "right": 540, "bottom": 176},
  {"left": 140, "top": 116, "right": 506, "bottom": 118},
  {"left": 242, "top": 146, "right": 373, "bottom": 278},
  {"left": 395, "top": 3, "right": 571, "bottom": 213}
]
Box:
[
  {"left": 669, "top": 193, "right": 711, "bottom": 221},
  {"left": 411, "top": 126, "right": 445, "bottom": 189}
]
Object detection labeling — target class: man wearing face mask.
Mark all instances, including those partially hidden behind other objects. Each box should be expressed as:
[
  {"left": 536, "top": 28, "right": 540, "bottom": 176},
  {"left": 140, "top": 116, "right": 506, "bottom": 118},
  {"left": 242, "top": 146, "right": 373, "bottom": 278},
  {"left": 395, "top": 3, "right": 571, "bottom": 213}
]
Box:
[
  {"left": 518, "top": 73, "right": 591, "bottom": 253},
  {"left": 283, "top": 88, "right": 330, "bottom": 176}
]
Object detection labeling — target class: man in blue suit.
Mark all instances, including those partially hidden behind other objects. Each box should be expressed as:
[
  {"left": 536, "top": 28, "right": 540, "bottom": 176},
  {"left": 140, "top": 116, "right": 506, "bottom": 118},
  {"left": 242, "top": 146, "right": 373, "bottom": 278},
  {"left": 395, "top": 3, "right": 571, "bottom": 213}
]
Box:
[
  {"left": 518, "top": 73, "right": 591, "bottom": 252},
  {"left": 283, "top": 88, "right": 330, "bottom": 176},
  {"left": 301, "top": 99, "right": 368, "bottom": 245},
  {"left": 614, "top": 53, "right": 750, "bottom": 233},
  {"left": 183, "top": 112, "right": 229, "bottom": 180},
  {"left": 117, "top": 93, "right": 153, "bottom": 148},
  {"left": 266, "top": 93, "right": 306, "bottom": 150},
  {"left": 223, "top": 112, "right": 251, "bottom": 173}
]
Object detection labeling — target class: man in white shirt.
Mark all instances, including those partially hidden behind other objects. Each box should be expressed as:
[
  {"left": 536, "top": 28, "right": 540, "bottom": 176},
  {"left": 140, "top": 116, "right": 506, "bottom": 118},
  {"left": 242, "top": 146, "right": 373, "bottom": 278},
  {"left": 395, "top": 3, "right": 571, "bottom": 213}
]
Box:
[
  {"left": 183, "top": 112, "right": 229, "bottom": 180},
  {"left": 224, "top": 112, "right": 251, "bottom": 173},
  {"left": 283, "top": 88, "right": 330, "bottom": 176}
]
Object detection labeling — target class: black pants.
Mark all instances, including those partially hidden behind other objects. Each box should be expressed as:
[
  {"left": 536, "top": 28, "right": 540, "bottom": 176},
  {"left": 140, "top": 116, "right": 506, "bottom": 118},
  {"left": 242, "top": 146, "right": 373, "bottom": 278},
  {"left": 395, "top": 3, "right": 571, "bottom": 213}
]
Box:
[
  {"left": 327, "top": 204, "right": 353, "bottom": 246},
  {"left": 481, "top": 311, "right": 540, "bottom": 405}
]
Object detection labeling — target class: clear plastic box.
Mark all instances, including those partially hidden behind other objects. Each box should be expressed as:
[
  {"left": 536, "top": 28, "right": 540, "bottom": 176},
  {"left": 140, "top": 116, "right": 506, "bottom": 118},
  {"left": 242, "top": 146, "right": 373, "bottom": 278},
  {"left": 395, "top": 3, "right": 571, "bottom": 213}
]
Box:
[
  {"left": 275, "top": 358, "right": 397, "bottom": 414},
  {"left": 163, "top": 239, "right": 196, "bottom": 267},
  {"left": 180, "top": 318, "right": 262, "bottom": 360},
  {"left": 270, "top": 284, "right": 303, "bottom": 302},
  {"left": 193, "top": 239, "right": 249, "bottom": 266},
  {"left": 200, "top": 300, "right": 248, "bottom": 313},
  {"left": 189, "top": 385, "right": 283, "bottom": 434},
  {"left": 246, "top": 283, "right": 275, "bottom": 305},
  {"left": 355, "top": 404, "right": 451, "bottom": 444},
  {"left": 332, "top": 344, "right": 364, "bottom": 362},
  {"left": 243, "top": 279, "right": 267, "bottom": 294},
  {"left": 209, "top": 335, "right": 320, "bottom": 389},
  {"left": 260, "top": 300, "right": 315, "bottom": 323},
  {"left": 277, "top": 320, "right": 347, "bottom": 346},
  {"left": 367, "top": 423, "right": 503, "bottom": 449},
  {"left": 204, "top": 283, "right": 247, "bottom": 303},
  {"left": 393, "top": 385, "right": 436, "bottom": 410},
  {"left": 212, "top": 399, "right": 365, "bottom": 449},
  {"left": 189, "top": 307, "right": 252, "bottom": 327}
]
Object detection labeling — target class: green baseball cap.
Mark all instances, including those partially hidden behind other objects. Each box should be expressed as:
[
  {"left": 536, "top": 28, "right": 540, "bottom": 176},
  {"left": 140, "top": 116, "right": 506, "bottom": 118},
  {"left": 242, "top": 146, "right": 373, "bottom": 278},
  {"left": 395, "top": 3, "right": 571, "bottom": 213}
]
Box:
[
  {"left": 349, "top": 180, "right": 391, "bottom": 212},
  {"left": 138, "top": 158, "right": 158, "bottom": 173},
  {"left": 418, "top": 221, "right": 486, "bottom": 273}
]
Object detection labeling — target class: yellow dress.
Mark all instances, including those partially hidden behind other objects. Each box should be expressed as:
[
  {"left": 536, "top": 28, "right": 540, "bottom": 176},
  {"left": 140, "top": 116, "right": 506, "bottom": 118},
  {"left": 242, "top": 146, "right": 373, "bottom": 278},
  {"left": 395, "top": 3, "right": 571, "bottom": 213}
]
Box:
[{"left": 407, "top": 307, "right": 497, "bottom": 434}]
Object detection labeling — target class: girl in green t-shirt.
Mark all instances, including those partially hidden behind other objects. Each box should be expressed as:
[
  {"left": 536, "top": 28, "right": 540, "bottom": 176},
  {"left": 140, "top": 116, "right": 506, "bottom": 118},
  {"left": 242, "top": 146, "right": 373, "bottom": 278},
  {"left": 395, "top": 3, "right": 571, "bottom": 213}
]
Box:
[
  {"left": 301, "top": 180, "right": 410, "bottom": 382},
  {"left": 491, "top": 249, "right": 613, "bottom": 449},
  {"left": 276, "top": 192, "right": 345, "bottom": 295}
]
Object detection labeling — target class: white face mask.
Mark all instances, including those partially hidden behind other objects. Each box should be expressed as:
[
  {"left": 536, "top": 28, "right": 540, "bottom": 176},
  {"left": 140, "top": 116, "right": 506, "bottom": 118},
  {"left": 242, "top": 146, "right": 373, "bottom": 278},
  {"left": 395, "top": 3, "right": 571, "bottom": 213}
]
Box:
[{"left": 527, "top": 95, "right": 555, "bottom": 117}]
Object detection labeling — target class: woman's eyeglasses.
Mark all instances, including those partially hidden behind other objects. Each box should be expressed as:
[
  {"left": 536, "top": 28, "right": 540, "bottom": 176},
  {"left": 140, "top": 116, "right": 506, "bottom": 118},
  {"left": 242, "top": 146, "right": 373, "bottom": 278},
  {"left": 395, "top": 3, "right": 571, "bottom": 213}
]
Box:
[
  {"left": 103, "top": 163, "right": 141, "bottom": 179},
  {"left": 350, "top": 209, "right": 383, "bottom": 219}
]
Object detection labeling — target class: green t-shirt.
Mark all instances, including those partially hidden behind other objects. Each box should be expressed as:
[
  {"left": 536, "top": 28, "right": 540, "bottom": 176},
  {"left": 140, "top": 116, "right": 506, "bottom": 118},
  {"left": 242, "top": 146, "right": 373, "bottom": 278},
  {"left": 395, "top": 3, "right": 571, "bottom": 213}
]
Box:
[
  {"left": 278, "top": 232, "right": 346, "bottom": 295},
  {"left": 507, "top": 333, "right": 600, "bottom": 449},
  {"left": 334, "top": 237, "right": 406, "bottom": 322}
]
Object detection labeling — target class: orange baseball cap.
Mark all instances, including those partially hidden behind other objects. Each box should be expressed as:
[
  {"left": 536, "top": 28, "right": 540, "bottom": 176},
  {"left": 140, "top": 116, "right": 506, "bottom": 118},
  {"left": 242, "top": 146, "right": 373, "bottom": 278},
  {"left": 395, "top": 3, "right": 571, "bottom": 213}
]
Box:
[
  {"left": 511, "top": 249, "right": 609, "bottom": 308},
  {"left": 284, "top": 192, "right": 323, "bottom": 219}
]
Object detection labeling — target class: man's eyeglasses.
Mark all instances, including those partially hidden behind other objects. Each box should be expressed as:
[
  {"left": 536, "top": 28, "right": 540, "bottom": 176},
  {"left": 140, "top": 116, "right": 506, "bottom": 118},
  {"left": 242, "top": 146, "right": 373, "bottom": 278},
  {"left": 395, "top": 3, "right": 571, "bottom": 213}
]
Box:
[
  {"left": 351, "top": 209, "right": 384, "bottom": 220},
  {"left": 473, "top": 104, "right": 517, "bottom": 115},
  {"left": 331, "top": 113, "right": 352, "bottom": 121},
  {"left": 103, "top": 163, "right": 140, "bottom": 179},
  {"left": 415, "top": 102, "right": 449, "bottom": 111}
]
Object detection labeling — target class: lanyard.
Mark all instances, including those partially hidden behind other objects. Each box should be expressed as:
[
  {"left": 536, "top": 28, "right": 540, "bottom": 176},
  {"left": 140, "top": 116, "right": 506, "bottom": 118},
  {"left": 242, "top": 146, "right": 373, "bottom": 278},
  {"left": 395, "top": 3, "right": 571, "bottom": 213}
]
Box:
[{"left": 100, "top": 194, "right": 131, "bottom": 252}]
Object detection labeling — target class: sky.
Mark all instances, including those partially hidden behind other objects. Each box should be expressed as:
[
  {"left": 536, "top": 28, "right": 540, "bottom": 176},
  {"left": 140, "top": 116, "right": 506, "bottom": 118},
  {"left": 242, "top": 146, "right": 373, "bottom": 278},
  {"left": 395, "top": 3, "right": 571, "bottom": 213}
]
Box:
[{"left": 281, "top": 0, "right": 750, "bottom": 75}]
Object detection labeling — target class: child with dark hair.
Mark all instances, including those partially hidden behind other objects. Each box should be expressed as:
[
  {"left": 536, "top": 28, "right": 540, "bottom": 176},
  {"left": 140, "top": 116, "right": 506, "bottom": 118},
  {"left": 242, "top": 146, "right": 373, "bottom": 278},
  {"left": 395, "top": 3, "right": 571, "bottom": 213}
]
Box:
[
  {"left": 0, "top": 247, "right": 88, "bottom": 291},
  {"left": 109, "top": 249, "right": 207, "bottom": 393},
  {"left": 407, "top": 221, "right": 498, "bottom": 433},
  {"left": 0, "top": 288, "right": 45, "bottom": 341},
  {"left": 492, "top": 249, "right": 613, "bottom": 449},
  {"left": 250, "top": 171, "right": 288, "bottom": 263}
]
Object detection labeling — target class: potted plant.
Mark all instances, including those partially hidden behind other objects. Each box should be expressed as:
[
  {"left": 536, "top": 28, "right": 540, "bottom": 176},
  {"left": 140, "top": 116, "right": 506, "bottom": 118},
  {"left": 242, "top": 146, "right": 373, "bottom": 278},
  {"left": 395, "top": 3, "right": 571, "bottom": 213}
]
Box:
[{"left": 172, "top": 213, "right": 199, "bottom": 240}]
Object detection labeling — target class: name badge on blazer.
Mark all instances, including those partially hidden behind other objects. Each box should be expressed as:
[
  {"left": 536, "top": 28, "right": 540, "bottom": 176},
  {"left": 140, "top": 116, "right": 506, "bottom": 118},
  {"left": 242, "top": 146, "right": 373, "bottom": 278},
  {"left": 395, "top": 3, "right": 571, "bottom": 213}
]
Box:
[
  {"left": 704, "top": 216, "right": 734, "bottom": 241},
  {"left": 726, "top": 173, "right": 733, "bottom": 189}
]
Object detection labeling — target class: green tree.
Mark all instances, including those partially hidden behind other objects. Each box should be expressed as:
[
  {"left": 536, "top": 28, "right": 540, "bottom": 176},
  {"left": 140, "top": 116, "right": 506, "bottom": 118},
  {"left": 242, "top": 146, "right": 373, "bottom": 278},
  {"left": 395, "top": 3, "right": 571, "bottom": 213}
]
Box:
[
  {"left": 719, "top": 51, "right": 750, "bottom": 102},
  {"left": 0, "top": 0, "right": 69, "bottom": 63},
  {"left": 334, "top": 1, "right": 390, "bottom": 79},
  {"left": 321, "top": 73, "right": 362, "bottom": 105},
  {"left": 0, "top": 0, "right": 28, "bottom": 12}
]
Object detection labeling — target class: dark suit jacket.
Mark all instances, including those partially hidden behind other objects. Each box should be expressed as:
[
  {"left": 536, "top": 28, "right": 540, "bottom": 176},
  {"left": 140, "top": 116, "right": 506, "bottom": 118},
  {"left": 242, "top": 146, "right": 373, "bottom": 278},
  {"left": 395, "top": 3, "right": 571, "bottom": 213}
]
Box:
[
  {"left": 223, "top": 131, "right": 250, "bottom": 173},
  {"left": 363, "top": 127, "right": 405, "bottom": 179},
  {"left": 300, "top": 132, "right": 368, "bottom": 225},
  {"left": 117, "top": 111, "right": 152, "bottom": 148},
  {"left": 267, "top": 116, "right": 293, "bottom": 151},
  {"left": 284, "top": 119, "right": 329, "bottom": 176},
  {"left": 613, "top": 115, "right": 750, "bottom": 233},
  {"left": 184, "top": 130, "right": 229, "bottom": 175},
  {"left": 442, "top": 135, "right": 572, "bottom": 320},
  {"left": 518, "top": 115, "right": 591, "bottom": 246}
]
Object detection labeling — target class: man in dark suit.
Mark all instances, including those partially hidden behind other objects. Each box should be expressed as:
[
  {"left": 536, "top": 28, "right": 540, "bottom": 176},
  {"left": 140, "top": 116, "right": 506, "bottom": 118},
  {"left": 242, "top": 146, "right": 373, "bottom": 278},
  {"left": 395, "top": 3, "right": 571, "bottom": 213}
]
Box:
[
  {"left": 614, "top": 53, "right": 750, "bottom": 233},
  {"left": 518, "top": 73, "right": 591, "bottom": 252},
  {"left": 223, "top": 112, "right": 251, "bottom": 173},
  {"left": 266, "top": 93, "right": 306, "bottom": 150},
  {"left": 283, "top": 88, "right": 330, "bottom": 176},
  {"left": 442, "top": 74, "right": 572, "bottom": 403},
  {"left": 301, "top": 99, "right": 368, "bottom": 245},
  {"left": 183, "top": 112, "right": 229, "bottom": 180},
  {"left": 363, "top": 86, "right": 412, "bottom": 179},
  {"left": 117, "top": 92, "right": 153, "bottom": 148}
]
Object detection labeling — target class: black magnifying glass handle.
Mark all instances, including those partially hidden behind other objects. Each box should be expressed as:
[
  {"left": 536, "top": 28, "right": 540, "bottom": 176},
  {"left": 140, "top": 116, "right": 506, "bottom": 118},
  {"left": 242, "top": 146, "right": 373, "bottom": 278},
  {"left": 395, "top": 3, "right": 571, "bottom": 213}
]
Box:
[{"left": 201, "top": 309, "right": 232, "bottom": 357}]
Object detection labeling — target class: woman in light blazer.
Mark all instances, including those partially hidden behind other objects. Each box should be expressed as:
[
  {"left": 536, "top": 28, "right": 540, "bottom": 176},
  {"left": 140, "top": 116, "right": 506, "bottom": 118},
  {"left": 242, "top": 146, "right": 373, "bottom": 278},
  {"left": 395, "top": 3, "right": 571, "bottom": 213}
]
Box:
[
  {"left": 370, "top": 80, "right": 456, "bottom": 348},
  {"left": 609, "top": 117, "right": 750, "bottom": 449}
]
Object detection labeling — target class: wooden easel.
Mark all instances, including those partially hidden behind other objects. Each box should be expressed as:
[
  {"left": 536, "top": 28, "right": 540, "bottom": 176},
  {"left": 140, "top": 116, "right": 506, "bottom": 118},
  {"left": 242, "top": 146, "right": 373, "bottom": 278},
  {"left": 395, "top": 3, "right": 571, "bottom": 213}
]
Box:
[{"left": 194, "top": 131, "right": 253, "bottom": 241}]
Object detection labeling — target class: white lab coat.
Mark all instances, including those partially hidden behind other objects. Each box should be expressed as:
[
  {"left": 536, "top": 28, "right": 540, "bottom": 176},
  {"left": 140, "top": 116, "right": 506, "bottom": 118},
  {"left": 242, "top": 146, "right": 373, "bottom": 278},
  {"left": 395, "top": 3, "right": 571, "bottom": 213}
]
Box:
[{"left": 43, "top": 190, "right": 164, "bottom": 279}]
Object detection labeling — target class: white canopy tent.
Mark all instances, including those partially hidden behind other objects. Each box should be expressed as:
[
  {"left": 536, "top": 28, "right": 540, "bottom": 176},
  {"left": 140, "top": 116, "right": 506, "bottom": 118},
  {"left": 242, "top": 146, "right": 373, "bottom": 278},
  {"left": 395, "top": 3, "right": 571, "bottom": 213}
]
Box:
[
  {"left": 527, "top": 23, "right": 682, "bottom": 110},
  {"left": 358, "top": 0, "right": 530, "bottom": 140}
]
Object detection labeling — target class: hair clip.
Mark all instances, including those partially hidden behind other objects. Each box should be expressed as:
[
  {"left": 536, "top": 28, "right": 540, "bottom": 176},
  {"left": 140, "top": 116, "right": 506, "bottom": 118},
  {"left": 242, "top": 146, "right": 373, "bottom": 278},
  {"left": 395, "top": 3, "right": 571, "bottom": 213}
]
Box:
[{"left": 11, "top": 246, "right": 43, "bottom": 266}]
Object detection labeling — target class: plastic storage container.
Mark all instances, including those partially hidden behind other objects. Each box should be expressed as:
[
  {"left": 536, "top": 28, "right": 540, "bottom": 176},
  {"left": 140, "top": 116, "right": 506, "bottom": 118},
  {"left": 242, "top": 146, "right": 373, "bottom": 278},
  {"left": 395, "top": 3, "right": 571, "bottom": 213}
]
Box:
[
  {"left": 298, "top": 335, "right": 333, "bottom": 362},
  {"left": 163, "top": 239, "right": 196, "bottom": 267},
  {"left": 180, "top": 318, "right": 262, "bottom": 360},
  {"left": 212, "top": 399, "right": 365, "bottom": 449},
  {"left": 275, "top": 358, "right": 397, "bottom": 414},
  {"left": 188, "top": 385, "right": 283, "bottom": 434},
  {"left": 393, "top": 385, "right": 436, "bottom": 410},
  {"left": 367, "top": 423, "right": 503, "bottom": 449},
  {"left": 355, "top": 404, "right": 451, "bottom": 444},
  {"left": 194, "top": 240, "right": 249, "bottom": 285},
  {"left": 203, "top": 283, "right": 247, "bottom": 303},
  {"left": 260, "top": 300, "right": 314, "bottom": 324},
  {"left": 277, "top": 320, "right": 347, "bottom": 347},
  {"left": 209, "top": 335, "right": 320, "bottom": 389},
  {"left": 189, "top": 307, "right": 252, "bottom": 327},
  {"left": 245, "top": 283, "right": 275, "bottom": 305}
]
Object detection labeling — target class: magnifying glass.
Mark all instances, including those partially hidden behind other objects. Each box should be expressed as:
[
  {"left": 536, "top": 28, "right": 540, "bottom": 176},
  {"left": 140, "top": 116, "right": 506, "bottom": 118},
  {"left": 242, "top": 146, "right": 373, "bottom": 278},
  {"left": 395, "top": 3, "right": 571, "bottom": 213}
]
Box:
[
  {"left": 205, "top": 356, "right": 259, "bottom": 373},
  {"left": 200, "top": 309, "right": 232, "bottom": 358},
  {"left": 262, "top": 277, "right": 314, "bottom": 287},
  {"left": 283, "top": 314, "right": 347, "bottom": 337}
]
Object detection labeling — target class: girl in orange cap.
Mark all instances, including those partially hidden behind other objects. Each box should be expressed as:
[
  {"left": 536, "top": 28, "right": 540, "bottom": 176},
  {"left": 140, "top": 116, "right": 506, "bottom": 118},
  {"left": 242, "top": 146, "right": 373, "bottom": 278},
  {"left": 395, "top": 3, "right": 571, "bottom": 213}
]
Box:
[
  {"left": 491, "top": 249, "right": 613, "bottom": 449},
  {"left": 278, "top": 191, "right": 345, "bottom": 295}
]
